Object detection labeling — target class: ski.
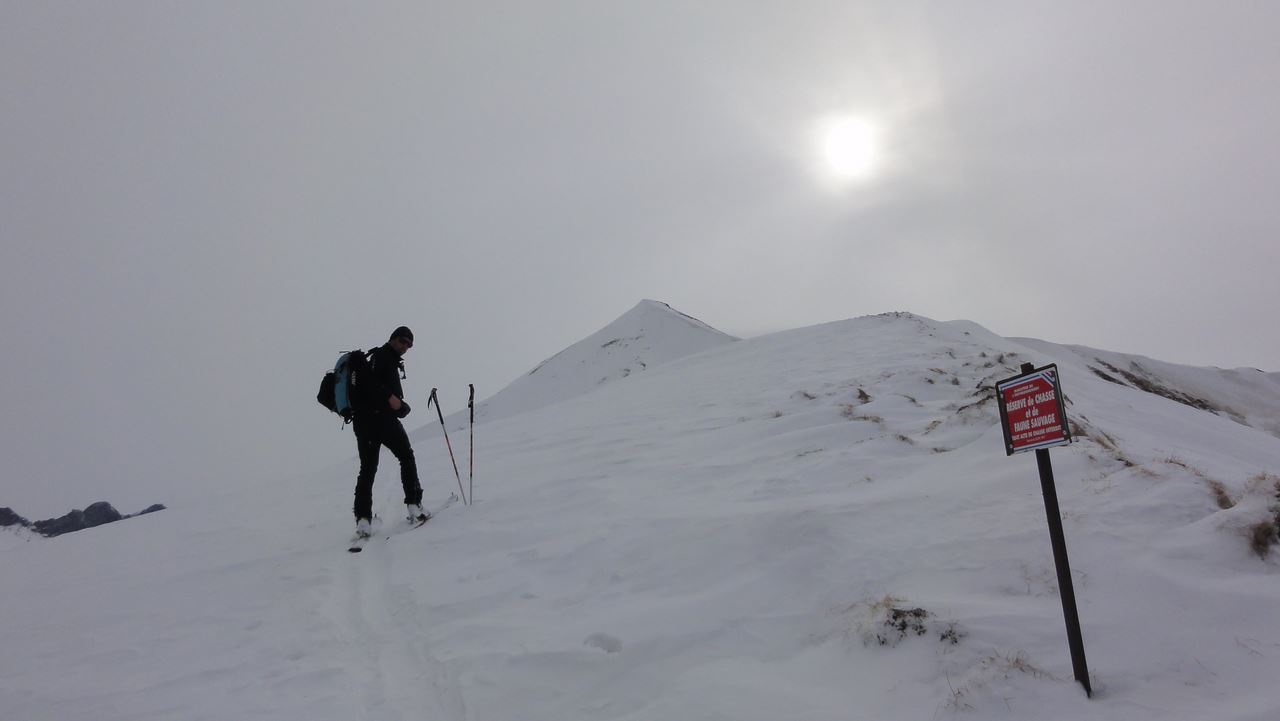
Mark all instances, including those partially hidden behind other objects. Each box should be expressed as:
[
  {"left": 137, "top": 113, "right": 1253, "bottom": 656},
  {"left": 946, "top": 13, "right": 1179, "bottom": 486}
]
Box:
[
  {"left": 435, "top": 492, "right": 461, "bottom": 516},
  {"left": 347, "top": 516, "right": 382, "bottom": 553},
  {"left": 383, "top": 493, "right": 460, "bottom": 542},
  {"left": 347, "top": 496, "right": 458, "bottom": 552},
  {"left": 348, "top": 532, "right": 371, "bottom": 553}
]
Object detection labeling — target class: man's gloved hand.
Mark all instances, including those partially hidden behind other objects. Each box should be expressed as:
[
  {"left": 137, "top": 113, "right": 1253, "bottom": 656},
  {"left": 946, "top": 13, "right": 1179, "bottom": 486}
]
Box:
[{"left": 396, "top": 400, "right": 411, "bottom": 419}]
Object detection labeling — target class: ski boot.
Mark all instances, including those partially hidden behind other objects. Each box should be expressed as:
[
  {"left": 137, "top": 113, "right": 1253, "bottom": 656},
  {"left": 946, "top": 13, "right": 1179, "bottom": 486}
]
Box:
[{"left": 406, "top": 504, "right": 431, "bottom": 525}]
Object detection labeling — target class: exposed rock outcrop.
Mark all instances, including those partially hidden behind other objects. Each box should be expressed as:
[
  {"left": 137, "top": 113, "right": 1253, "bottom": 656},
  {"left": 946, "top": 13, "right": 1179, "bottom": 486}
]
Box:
[{"left": 2, "top": 502, "right": 166, "bottom": 538}]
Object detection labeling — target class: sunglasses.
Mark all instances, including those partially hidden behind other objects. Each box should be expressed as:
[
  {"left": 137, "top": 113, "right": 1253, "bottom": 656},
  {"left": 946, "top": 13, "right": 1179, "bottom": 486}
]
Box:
[{"left": 396, "top": 336, "right": 413, "bottom": 348}]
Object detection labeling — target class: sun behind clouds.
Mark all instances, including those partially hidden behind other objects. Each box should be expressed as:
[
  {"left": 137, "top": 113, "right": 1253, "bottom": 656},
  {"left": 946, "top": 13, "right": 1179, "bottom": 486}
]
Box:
[{"left": 816, "top": 113, "right": 881, "bottom": 184}]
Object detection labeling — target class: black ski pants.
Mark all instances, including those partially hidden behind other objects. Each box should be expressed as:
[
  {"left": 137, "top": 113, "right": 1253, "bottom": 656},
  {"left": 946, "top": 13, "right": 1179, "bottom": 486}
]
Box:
[{"left": 352, "top": 413, "right": 423, "bottom": 521}]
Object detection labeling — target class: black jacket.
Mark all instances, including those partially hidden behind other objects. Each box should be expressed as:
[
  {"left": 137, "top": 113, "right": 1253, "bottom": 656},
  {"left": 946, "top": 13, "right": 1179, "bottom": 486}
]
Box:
[{"left": 362, "top": 343, "right": 406, "bottom": 414}]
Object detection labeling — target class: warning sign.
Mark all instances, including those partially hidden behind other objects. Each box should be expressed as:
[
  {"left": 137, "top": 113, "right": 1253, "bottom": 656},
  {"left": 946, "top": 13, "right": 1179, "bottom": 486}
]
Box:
[{"left": 997, "top": 364, "right": 1071, "bottom": 455}]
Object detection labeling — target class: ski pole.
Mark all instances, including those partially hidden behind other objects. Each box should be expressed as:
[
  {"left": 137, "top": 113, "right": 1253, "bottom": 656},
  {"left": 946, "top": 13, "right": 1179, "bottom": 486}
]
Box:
[
  {"left": 468, "top": 383, "right": 475, "bottom": 505},
  {"left": 428, "top": 388, "right": 467, "bottom": 505}
]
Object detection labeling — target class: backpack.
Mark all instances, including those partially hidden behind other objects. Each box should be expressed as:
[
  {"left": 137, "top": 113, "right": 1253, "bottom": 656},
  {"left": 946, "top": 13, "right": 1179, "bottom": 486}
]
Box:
[{"left": 317, "top": 349, "right": 373, "bottom": 423}]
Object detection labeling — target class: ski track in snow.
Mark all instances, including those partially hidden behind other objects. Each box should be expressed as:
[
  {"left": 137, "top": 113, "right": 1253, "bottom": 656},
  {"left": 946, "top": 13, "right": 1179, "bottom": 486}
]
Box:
[{"left": 329, "top": 542, "right": 467, "bottom": 720}]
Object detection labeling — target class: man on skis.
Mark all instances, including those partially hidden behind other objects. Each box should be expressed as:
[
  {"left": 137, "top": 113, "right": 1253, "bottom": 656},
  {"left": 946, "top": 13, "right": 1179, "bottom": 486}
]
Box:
[{"left": 352, "top": 326, "right": 428, "bottom": 541}]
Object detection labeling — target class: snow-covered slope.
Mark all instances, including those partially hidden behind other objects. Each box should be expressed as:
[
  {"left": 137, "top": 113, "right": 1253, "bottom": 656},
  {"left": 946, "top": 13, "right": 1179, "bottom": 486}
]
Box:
[
  {"left": 5, "top": 310, "right": 1280, "bottom": 721},
  {"left": 414, "top": 299, "right": 737, "bottom": 437},
  {"left": 1012, "top": 337, "right": 1280, "bottom": 439}
]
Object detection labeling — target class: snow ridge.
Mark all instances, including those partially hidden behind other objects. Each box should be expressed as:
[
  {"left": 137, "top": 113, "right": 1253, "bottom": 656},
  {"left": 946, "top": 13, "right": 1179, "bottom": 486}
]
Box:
[{"left": 1012, "top": 338, "right": 1280, "bottom": 439}]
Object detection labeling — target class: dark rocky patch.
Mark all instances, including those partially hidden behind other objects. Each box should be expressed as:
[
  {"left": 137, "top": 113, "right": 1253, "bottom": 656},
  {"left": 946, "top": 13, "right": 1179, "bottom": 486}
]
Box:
[
  {"left": 1088, "top": 366, "right": 1125, "bottom": 385},
  {"left": 1094, "top": 359, "right": 1227, "bottom": 417},
  {"left": 3, "top": 502, "right": 166, "bottom": 538},
  {"left": 1, "top": 507, "right": 31, "bottom": 527},
  {"left": 877, "top": 607, "right": 930, "bottom": 645}
]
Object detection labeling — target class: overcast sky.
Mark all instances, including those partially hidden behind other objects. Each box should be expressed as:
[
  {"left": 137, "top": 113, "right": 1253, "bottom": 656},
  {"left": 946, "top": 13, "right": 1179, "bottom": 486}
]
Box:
[{"left": 4, "top": 1, "right": 1279, "bottom": 516}]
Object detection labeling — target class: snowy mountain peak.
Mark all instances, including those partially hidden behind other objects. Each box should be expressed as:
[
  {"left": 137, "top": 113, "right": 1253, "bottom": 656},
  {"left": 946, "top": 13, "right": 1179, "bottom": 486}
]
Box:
[
  {"left": 431, "top": 300, "right": 738, "bottom": 428},
  {"left": 618, "top": 299, "right": 733, "bottom": 337},
  {"left": 568, "top": 299, "right": 737, "bottom": 355}
]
